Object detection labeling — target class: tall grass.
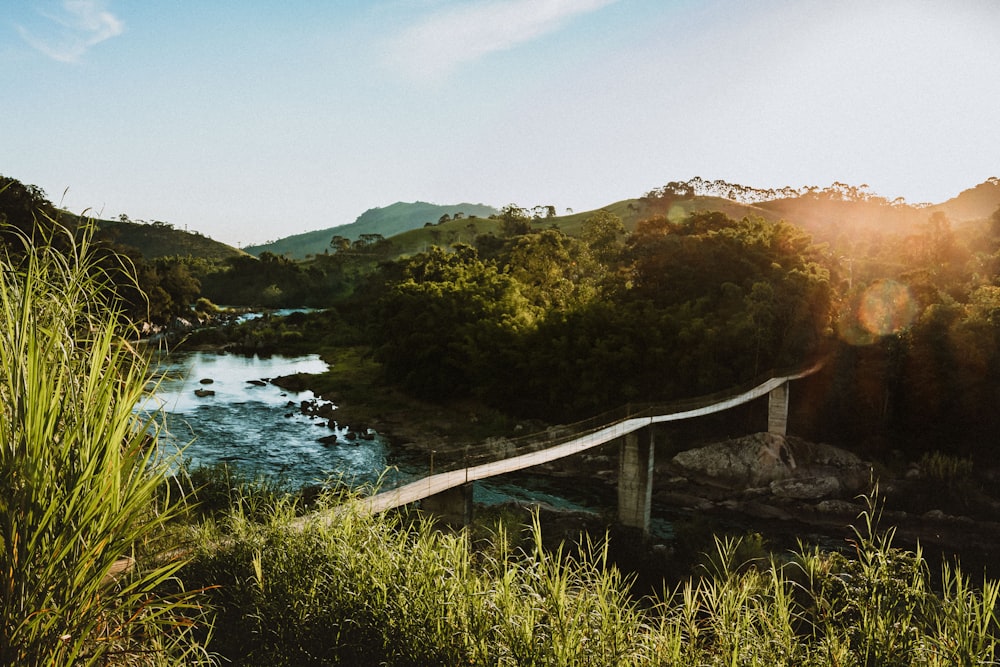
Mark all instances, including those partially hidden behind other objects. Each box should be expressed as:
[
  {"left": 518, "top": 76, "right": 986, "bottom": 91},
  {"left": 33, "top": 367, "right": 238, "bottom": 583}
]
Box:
[
  {"left": 185, "top": 483, "right": 1000, "bottom": 666},
  {"left": 0, "top": 223, "right": 209, "bottom": 665}
]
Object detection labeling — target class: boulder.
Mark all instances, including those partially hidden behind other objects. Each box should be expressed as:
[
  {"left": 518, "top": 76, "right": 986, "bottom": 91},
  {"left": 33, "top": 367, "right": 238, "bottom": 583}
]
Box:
[
  {"left": 770, "top": 476, "right": 841, "bottom": 500},
  {"left": 816, "top": 499, "right": 860, "bottom": 514},
  {"left": 670, "top": 433, "right": 869, "bottom": 499},
  {"left": 671, "top": 433, "right": 798, "bottom": 486}
]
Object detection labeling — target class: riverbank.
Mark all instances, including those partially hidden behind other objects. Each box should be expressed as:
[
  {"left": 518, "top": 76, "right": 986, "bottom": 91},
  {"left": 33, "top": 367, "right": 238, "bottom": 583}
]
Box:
[{"left": 272, "top": 345, "right": 532, "bottom": 455}]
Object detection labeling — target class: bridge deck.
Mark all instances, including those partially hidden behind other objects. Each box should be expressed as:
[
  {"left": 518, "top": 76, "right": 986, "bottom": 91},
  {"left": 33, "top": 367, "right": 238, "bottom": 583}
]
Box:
[{"left": 310, "top": 361, "right": 822, "bottom": 523}]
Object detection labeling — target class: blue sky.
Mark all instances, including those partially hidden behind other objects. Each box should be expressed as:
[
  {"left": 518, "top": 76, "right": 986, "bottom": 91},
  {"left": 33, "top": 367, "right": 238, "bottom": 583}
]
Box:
[{"left": 3, "top": 0, "right": 999, "bottom": 247}]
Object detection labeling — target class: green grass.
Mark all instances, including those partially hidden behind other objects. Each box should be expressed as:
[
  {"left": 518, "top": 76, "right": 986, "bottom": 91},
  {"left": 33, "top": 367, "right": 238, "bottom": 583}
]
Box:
[
  {"left": 180, "top": 484, "right": 999, "bottom": 666},
  {"left": 0, "top": 221, "right": 210, "bottom": 665}
]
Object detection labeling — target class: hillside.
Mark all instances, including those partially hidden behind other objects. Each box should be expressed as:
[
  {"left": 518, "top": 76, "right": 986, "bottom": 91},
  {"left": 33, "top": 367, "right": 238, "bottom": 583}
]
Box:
[
  {"left": 751, "top": 179, "right": 1000, "bottom": 249},
  {"left": 245, "top": 201, "right": 498, "bottom": 259},
  {"left": 928, "top": 177, "right": 1000, "bottom": 221},
  {"left": 89, "top": 217, "right": 245, "bottom": 261},
  {"left": 331, "top": 181, "right": 1000, "bottom": 264}
]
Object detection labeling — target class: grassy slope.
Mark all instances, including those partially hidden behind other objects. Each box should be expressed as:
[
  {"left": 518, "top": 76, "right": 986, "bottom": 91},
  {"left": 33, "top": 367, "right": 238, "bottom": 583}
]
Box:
[{"left": 89, "top": 216, "right": 245, "bottom": 261}]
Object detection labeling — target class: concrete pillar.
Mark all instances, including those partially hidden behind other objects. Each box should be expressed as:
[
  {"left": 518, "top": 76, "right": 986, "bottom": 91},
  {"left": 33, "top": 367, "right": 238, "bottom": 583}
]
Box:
[
  {"left": 422, "top": 482, "right": 474, "bottom": 527},
  {"left": 768, "top": 382, "right": 789, "bottom": 436},
  {"left": 617, "top": 428, "right": 654, "bottom": 534}
]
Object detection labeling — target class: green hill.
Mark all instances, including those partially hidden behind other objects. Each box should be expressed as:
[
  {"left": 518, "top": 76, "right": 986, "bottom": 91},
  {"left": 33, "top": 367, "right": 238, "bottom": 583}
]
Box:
[
  {"left": 90, "top": 217, "right": 245, "bottom": 261},
  {"left": 245, "top": 201, "right": 498, "bottom": 259}
]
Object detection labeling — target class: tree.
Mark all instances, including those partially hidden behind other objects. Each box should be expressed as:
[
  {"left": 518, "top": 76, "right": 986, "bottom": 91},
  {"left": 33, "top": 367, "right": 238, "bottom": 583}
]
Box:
[
  {"left": 0, "top": 175, "right": 61, "bottom": 250},
  {"left": 372, "top": 245, "right": 529, "bottom": 400},
  {"left": 504, "top": 229, "right": 600, "bottom": 313},
  {"left": 498, "top": 204, "right": 532, "bottom": 237},
  {"left": 330, "top": 235, "right": 351, "bottom": 253},
  {"left": 581, "top": 210, "right": 625, "bottom": 266}
]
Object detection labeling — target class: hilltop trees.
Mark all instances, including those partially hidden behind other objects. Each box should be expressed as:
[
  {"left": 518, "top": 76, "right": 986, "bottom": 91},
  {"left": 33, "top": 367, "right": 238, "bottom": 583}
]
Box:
[
  {"left": 0, "top": 175, "right": 60, "bottom": 245},
  {"left": 498, "top": 203, "right": 533, "bottom": 237}
]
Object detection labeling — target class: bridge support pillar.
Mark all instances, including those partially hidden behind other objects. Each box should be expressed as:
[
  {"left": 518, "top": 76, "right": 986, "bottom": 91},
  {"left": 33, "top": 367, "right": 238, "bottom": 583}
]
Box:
[
  {"left": 422, "top": 482, "right": 474, "bottom": 528},
  {"left": 617, "top": 428, "right": 654, "bottom": 535},
  {"left": 768, "top": 382, "right": 789, "bottom": 435}
]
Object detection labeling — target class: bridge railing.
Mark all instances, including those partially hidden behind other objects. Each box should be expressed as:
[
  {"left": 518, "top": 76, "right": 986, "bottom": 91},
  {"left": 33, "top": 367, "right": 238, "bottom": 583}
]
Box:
[{"left": 393, "top": 358, "right": 825, "bottom": 485}]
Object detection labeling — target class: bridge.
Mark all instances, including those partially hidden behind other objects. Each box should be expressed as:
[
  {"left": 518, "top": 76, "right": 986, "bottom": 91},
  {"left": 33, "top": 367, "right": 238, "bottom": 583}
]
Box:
[{"left": 335, "top": 361, "right": 824, "bottom": 535}]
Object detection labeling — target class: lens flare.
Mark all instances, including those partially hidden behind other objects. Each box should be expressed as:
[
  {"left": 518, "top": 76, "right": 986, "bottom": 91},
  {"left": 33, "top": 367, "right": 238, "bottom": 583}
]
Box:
[
  {"left": 858, "top": 280, "right": 918, "bottom": 335},
  {"left": 838, "top": 280, "right": 918, "bottom": 345}
]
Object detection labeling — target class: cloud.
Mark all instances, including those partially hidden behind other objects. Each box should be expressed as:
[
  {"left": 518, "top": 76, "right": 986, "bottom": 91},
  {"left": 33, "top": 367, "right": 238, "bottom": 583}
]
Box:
[
  {"left": 18, "top": 0, "right": 124, "bottom": 63},
  {"left": 383, "top": 0, "right": 620, "bottom": 82}
]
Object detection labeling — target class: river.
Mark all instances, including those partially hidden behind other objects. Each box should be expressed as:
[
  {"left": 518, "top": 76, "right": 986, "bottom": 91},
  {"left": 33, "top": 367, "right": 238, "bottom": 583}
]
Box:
[{"left": 146, "top": 350, "right": 409, "bottom": 489}]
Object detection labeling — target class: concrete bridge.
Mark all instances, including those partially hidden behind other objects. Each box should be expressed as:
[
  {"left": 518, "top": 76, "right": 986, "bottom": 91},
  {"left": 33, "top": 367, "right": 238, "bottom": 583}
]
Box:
[{"left": 341, "top": 361, "right": 823, "bottom": 535}]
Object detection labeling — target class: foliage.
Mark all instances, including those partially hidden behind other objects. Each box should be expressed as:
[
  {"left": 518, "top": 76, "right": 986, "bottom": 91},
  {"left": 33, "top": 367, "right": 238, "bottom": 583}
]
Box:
[
  {"left": 0, "top": 174, "right": 62, "bottom": 249},
  {"left": 199, "top": 251, "right": 351, "bottom": 307},
  {"left": 185, "top": 496, "right": 654, "bottom": 666},
  {"left": 498, "top": 203, "right": 534, "bottom": 237},
  {"left": 367, "top": 211, "right": 833, "bottom": 421},
  {"left": 180, "top": 484, "right": 1000, "bottom": 666},
  {"left": 372, "top": 244, "right": 531, "bottom": 399},
  {"left": 918, "top": 451, "right": 974, "bottom": 490},
  {"left": 245, "top": 201, "right": 499, "bottom": 260},
  {"left": 92, "top": 216, "right": 243, "bottom": 262},
  {"left": 0, "top": 225, "right": 208, "bottom": 665},
  {"left": 805, "top": 202, "right": 1000, "bottom": 456},
  {"left": 503, "top": 228, "right": 601, "bottom": 312},
  {"left": 581, "top": 209, "right": 626, "bottom": 266}
]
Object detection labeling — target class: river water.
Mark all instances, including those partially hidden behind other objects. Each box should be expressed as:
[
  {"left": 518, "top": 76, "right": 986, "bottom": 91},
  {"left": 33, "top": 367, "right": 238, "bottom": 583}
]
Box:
[{"left": 145, "top": 350, "right": 408, "bottom": 489}]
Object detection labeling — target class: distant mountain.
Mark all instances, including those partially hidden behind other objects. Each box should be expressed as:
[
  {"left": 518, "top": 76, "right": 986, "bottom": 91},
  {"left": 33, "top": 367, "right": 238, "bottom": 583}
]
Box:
[
  {"left": 90, "top": 217, "right": 245, "bottom": 261},
  {"left": 245, "top": 201, "right": 498, "bottom": 259}
]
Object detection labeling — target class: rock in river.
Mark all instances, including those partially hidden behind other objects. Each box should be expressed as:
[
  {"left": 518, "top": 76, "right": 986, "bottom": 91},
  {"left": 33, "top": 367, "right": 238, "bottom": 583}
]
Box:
[{"left": 670, "top": 433, "right": 869, "bottom": 499}]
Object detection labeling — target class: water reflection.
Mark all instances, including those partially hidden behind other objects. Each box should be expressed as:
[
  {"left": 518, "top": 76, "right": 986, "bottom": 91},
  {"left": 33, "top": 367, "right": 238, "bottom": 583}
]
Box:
[{"left": 145, "top": 351, "right": 402, "bottom": 488}]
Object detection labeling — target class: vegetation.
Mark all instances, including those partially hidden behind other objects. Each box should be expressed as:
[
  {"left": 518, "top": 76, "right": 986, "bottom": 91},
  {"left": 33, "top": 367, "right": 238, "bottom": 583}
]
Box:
[
  {"left": 4, "top": 173, "right": 1000, "bottom": 664},
  {"left": 0, "top": 224, "right": 207, "bottom": 665},
  {"left": 367, "top": 210, "right": 832, "bottom": 421},
  {"left": 94, "top": 215, "right": 243, "bottom": 262},
  {"left": 0, "top": 174, "right": 225, "bottom": 325},
  {"left": 179, "top": 482, "right": 999, "bottom": 666},
  {"left": 167, "top": 174, "right": 1000, "bottom": 460}
]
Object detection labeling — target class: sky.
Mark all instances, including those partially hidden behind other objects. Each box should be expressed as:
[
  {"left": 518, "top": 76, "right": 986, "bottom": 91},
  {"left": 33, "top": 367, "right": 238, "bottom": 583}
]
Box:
[{"left": 3, "top": 0, "right": 999, "bottom": 248}]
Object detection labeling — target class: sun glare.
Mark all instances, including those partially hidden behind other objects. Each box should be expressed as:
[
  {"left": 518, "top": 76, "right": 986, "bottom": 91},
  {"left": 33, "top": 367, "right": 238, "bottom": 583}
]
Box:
[{"left": 840, "top": 279, "right": 918, "bottom": 345}]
